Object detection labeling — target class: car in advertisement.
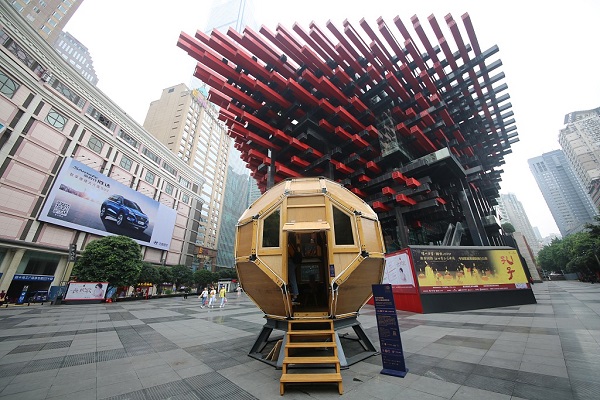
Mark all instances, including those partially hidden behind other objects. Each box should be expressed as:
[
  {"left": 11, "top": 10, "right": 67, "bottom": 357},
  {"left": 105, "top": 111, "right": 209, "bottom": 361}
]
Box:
[
  {"left": 38, "top": 158, "right": 176, "bottom": 250},
  {"left": 101, "top": 195, "right": 149, "bottom": 230}
]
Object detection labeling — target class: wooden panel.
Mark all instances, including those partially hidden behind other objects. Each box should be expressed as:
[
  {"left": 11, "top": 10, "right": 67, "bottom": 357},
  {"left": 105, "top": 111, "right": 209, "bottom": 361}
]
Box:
[
  {"left": 359, "top": 218, "right": 384, "bottom": 253},
  {"left": 236, "top": 223, "right": 254, "bottom": 257},
  {"left": 287, "top": 206, "right": 327, "bottom": 223},
  {"left": 335, "top": 258, "right": 383, "bottom": 315},
  {"left": 256, "top": 254, "right": 284, "bottom": 279},
  {"left": 237, "top": 262, "right": 287, "bottom": 316}
]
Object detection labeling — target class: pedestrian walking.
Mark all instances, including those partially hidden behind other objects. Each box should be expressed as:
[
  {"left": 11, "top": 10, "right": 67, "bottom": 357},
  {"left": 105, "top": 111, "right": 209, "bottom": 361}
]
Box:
[
  {"left": 219, "top": 285, "right": 227, "bottom": 308},
  {"left": 199, "top": 287, "right": 208, "bottom": 308},
  {"left": 208, "top": 286, "right": 217, "bottom": 308}
]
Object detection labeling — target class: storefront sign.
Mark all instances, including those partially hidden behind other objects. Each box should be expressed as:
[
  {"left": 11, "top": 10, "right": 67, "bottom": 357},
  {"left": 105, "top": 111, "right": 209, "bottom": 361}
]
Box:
[{"left": 13, "top": 274, "right": 54, "bottom": 282}]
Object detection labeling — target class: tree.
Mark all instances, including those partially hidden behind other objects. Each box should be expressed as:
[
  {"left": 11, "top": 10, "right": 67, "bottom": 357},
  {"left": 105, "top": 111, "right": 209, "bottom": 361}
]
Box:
[
  {"left": 501, "top": 222, "right": 515, "bottom": 234},
  {"left": 158, "top": 266, "right": 173, "bottom": 284},
  {"left": 217, "top": 268, "right": 238, "bottom": 280},
  {"left": 73, "top": 235, "right": 143, "bottom": 288},
  {"left": 171, "top": 265, "right": 193, "bottom": 288},
  {"left": 193, "top": 269, "right": 216, "bottom": 289},
  {"left": 156, "top": 266, "right": 173, "bottom": 295},
  {"left": 138, "top": 262, "right": 160, "bottom": 285},
  {"left": 537, "top": 237, "right": 567, "bottom": 273},
  {"left": 537, "top": 231, "right": 600, "bottom": 278}
]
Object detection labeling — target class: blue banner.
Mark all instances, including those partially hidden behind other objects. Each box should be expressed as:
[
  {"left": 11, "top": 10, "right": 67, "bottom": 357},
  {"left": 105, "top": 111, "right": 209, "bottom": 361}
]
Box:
[
  {"left": 372, "top": 284, "right": 408, "bottom": 377},
  {"left": 13, "top": 274, "right": 54, "bottom": 282}
]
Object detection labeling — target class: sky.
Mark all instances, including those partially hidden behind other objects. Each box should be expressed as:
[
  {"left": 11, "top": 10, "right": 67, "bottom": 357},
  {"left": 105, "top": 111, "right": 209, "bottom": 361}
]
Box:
[{"left": 65, "top": 0, "right": 600, "bottom": 238}]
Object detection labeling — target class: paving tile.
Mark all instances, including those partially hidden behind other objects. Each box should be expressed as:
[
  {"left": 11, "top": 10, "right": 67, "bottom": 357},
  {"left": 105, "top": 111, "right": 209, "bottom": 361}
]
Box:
[
  {"left": 1, "top": 283, "right": 600, "bottom": 399},
  {"left": 96, "top": 377, "right": 144, "bottom": 399},
  {"left": 512, "top": 382, "right": 574, "bottom": 400},
  {"left": 409, "top": 375, "right": 460, "bottom": 398},
  {"left": 46, "top": 388, "right": 97, "bottom": 400},
  {"left": 0, "top": 387, "right": 49, "bottom": 400},
  {"left": 451, "top": 385, "right": 511, "bottom": 399},
  {"left": 46, "top": 377, "right": 96, "bottom": 397},
  {"left": 463, "top": 373, "right": 515, "bottom": 395}
]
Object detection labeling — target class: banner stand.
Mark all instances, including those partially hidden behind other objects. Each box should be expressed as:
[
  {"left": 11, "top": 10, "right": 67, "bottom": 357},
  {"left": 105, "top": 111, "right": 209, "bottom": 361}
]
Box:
[{"left": 372, "top": 284, "right": 408, "bottom": 377}]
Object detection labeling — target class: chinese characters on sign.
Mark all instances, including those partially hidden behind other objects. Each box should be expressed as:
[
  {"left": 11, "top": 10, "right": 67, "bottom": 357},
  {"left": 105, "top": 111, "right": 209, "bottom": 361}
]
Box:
[
  {"left": 372, "top": 284, "right": 408, "bottom": 377},
  {"left": 411, "top": 248, "right": 529, "bottom": 294}
]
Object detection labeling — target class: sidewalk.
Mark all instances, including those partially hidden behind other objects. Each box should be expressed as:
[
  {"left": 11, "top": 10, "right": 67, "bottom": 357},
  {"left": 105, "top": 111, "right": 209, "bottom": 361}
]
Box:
[{"left": 0, "top": 282, "right": 598, "bottom": 399}]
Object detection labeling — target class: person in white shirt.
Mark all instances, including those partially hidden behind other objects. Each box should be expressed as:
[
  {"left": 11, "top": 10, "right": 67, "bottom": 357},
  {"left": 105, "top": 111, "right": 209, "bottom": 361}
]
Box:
[
  {"left": 208, "top": 287, "right": 217, "bottom": 308},
  {"left": 199, "top": 287, "right": 208, "bottom": 308}
]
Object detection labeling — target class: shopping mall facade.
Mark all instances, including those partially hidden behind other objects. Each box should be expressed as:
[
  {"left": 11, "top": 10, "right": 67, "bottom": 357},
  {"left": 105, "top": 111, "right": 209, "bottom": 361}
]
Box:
[{"left": 0, "top": 4, "right": 204, "bottom": 301}]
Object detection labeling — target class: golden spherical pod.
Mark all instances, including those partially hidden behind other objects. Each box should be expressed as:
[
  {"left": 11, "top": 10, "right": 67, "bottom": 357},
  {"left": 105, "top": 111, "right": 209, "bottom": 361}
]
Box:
[{"left": 235, "top": 177, "right": 385, "bottom": 319}]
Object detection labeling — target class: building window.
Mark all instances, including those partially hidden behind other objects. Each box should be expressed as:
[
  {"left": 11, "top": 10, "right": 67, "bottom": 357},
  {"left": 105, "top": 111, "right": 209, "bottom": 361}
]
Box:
[
  {"left": 333, "top": 206, "right": 354, "bottom": 245},
  {"left": 48, "top": 77, "right": 85, "bottom": 108},
  {"left": 181, "top": 193, "right": 189, "bottom": 204},
  {"left": 0, "top": 70, "right": 19, "bottom": 98},
  {"left": 87, "top": 136, "right": 103, "bottom": 153},
  {"left": 145, "top": 170, "right": 155, "bottom": 185},
  {"left": 141, "top": 147, "right": 160, "bottom": 164},
  {"left": 262, "top": 209, "right": 280, "bottom": 247},
  {"left": 119, "top": 155, "right": 132, "bottom": 171},
  {"left": 117, "top": 129, "right": 139, "bottom": 148},
  {"left": 45, "top": 109, "right": 67, "bottom": 131},
  {"left": 162, "top": 161, "right": 176, "bottom": 175},
  {"left": 165, "top": 182, "right": 174, "bottom": 195},
  {"left": 86, "top": 106, "right": 115, "bottom": 130},
  {"left": 179, "top": 176, "right": 190, "bottom": 188}
]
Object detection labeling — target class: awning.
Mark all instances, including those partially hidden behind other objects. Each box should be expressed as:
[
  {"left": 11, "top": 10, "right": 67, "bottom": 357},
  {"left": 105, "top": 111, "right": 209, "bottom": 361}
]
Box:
[{"left": 282, "top": 221, "right": 331, "bottom": 232}]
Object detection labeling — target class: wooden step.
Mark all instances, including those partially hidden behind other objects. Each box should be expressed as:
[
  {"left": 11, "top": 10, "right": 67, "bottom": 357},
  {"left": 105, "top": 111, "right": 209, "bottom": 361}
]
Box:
[
  {"left": 289, "top": 319, "right": 332, "bottom": 324},
  {"left": 280, "top": 372, "right": 342, "bottom": 383},
  {"left": 280, "top": 372, "right": 343, "bottom": 395},
  {"left": 283, "top": 356, "right": 339, "bottom": 364},
  {"left": 285, "top": 342, "right": 336, "bottom": 349},
  {"left": 288, "top": 329, "right": 333, "bottom": 335}
]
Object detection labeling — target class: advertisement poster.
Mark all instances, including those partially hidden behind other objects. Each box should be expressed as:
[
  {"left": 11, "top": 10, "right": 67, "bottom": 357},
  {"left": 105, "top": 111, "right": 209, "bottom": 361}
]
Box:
[
  {"left": 383, "top": 250, "right": 415, "bottom": 287},
  {"left": 64, "top": 282, "right": 108, "bottom": 300},
  {"left": 372, "top": 284, "right": 408, "bottom": 377},
  {"left": 38, "top": 158, "right": 176, "bottom": 250},
  {"left": 411, "top": 246, "right": 529, "bottom": 294}
]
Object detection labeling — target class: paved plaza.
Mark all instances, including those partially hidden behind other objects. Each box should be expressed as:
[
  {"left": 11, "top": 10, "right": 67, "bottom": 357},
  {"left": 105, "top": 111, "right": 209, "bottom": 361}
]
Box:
[{"left": 0, "top": 281, "right": 599, "bottom": 399}]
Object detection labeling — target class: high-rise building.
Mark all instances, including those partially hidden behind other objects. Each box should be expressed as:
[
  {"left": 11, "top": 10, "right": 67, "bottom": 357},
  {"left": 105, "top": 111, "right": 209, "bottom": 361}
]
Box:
[
  {"left": 559, "top": 107, "right": 600, "bottom": 210},
  {"left": 204, "top": 0, "right": 260, "bottom": 269},
  {"left": 0, "top": 3, "right": 203, "bottom": 299},
  {"left": 53, "top": 31, "right": 98, "bottom": 85},
  {"left": 10, "top": 0, "right": 98, "bottom": 86},
  {"left": 215, "top": 158, "right": 250, "bottom": 269},
  {"left": 497, "top": 194, "right": 541, "bottom": 256},
  {"left": 528, "top": 150, "right": 597, "bottom": 237},
  {"left": 143, "top": 84, "right": 230, "bottom": 269},
  {"left": 9, "top": 0, "right": 83, "bottom": 44},
  {"left": 203, "top": 0, "right": 258, "bottom": 34}
]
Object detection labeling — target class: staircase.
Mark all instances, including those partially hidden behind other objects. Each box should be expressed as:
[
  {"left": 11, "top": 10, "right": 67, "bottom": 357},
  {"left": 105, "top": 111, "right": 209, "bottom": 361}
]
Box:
[{"left": 279, "top": 319, "right": 343, "bottom": 395}]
